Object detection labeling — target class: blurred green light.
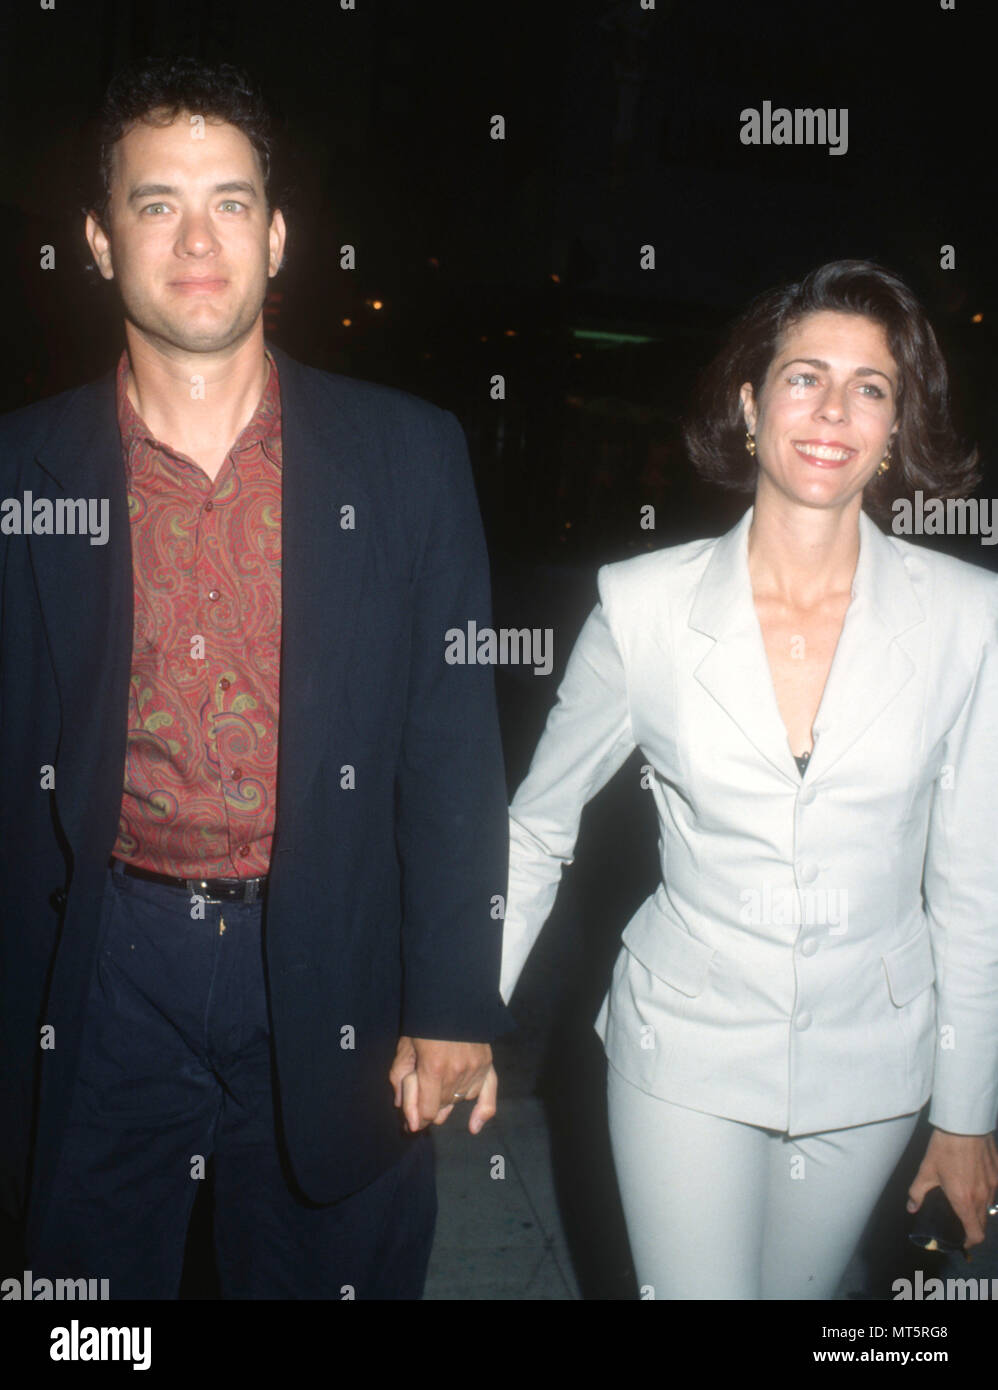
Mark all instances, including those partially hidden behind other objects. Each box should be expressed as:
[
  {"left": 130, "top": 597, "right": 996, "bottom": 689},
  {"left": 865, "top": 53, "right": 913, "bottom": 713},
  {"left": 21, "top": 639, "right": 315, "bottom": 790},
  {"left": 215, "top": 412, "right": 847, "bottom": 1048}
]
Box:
[{"left": 570, "top": 329, "right": 658, "bottom": 345}]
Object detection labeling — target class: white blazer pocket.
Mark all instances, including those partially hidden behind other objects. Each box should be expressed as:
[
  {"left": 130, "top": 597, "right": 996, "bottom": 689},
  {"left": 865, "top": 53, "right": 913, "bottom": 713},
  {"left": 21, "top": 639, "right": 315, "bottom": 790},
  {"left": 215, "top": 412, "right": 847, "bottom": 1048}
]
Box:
[
  {"left": 598, "top": 895, "right": 716, "bottom": 1087},
  {"left": 882, "top": 926, "right": 935, "bottom": 1007},
  {"left": 882, "top": 925, "right": 936, "bottom": 1099},
  {"left": 621, "top": 899, "right": 716, "bottom": 998}
]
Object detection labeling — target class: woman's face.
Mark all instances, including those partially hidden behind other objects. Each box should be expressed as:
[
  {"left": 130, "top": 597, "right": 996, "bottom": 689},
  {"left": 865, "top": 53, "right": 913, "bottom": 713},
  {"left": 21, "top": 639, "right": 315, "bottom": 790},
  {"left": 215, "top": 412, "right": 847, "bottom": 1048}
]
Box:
[{"left": 739, "top": 310, "right": 900, "bottom": 511}]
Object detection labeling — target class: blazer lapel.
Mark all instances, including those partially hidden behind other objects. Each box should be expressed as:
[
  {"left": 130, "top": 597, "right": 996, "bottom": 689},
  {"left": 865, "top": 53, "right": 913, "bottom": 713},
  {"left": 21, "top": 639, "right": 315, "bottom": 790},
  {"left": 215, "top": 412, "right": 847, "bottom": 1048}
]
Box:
[
  {"left": 689, "top": 505, "right": 925, "bottom": 783},
  {"left": 265, "top": 344, "right": 374, "bottom": 853},
  {"left": 690, "top": 507, "right": 797, "bottom": 780},
  {"left": 27, "top": 373, "right": 134, "bottom": 861},
  {"left": 805, "top": 508, "right": 924, "bottom": 781}
]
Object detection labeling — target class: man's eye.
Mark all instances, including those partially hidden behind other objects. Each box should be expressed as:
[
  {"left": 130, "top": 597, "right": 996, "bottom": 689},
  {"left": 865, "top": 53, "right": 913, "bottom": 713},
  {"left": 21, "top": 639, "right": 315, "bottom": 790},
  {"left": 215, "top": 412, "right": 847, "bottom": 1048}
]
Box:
[{"left": 140, "top": 201, "right": 245, "bottom": 214}]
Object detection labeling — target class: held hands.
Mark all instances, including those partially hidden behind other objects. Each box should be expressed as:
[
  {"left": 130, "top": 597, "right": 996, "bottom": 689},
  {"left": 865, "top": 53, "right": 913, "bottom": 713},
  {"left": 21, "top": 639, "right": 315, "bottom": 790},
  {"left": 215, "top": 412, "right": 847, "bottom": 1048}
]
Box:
[
  {"left": 907, "top": 1128, "right": 998, "bottom": 1252},
  {"left": 389, "top": 1037, "right": 497, "bottom": 1135}
]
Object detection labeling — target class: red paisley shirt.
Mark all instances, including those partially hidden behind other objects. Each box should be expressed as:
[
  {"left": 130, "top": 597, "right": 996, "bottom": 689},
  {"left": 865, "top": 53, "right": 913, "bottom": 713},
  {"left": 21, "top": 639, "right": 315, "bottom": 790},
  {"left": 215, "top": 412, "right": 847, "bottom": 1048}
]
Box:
[{"left": 112, "top": 348, "right": 282, "bottom": 878}]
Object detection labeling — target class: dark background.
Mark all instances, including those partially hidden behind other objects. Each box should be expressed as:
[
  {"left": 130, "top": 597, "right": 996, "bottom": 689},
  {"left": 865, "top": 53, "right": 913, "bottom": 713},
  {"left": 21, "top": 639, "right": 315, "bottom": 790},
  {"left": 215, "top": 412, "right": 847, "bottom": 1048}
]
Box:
[
  {"left": 3, "top": 0, "right": 994, "bottom": 569},
  {"left": 2, "top": 0, "right": 994, "bottom": 1308}
]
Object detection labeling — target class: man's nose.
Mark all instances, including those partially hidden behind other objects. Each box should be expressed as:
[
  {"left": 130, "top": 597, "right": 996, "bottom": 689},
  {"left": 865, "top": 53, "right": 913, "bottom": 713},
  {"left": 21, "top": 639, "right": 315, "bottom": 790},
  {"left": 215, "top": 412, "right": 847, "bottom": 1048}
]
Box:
[{"left": 175, "top": 212, "right": 220, "bottom": 256}]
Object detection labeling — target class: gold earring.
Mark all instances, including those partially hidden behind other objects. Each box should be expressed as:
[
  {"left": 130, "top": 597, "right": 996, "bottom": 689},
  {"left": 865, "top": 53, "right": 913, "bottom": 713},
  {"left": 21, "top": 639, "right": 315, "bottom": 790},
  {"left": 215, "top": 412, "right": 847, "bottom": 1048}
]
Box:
[
  {"left": 876, "top": 443, "right": 892, "bottom": 477},
  {"left": 745, "top": 432, "right": 757, "bottom": 457}
]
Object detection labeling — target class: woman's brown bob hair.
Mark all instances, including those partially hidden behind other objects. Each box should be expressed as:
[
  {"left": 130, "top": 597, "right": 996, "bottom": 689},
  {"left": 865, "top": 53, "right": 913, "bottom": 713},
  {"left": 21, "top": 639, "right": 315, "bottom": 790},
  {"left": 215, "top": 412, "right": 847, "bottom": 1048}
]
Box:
[{"left": 682, "top": 259, "right": 980, "bottom": 522}]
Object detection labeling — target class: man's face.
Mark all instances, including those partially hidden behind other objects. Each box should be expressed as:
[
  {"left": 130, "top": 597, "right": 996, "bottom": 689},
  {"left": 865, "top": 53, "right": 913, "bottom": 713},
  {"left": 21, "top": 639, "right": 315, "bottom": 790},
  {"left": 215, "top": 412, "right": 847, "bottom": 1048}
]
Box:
[{"left": 86, "top": 111, "right": 286, "bottom": 356}]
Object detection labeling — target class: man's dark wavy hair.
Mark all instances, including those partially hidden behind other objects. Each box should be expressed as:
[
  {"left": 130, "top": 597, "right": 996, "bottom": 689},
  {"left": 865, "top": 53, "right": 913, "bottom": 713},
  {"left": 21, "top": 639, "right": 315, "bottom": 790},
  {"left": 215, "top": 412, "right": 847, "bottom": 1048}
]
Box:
[
  {"left": 85, "top": 54, "right": 282, "bottom": 234},
  {"left": 681, "top": 260, "right": 980, "bottom": 523}
]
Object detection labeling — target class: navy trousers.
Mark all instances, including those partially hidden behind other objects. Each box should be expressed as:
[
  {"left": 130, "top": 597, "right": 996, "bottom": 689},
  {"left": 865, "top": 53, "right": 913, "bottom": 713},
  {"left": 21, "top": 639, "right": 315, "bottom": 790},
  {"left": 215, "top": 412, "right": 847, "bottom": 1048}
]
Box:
[{"left": 27, "top": 862, "right": 437, "bottom": 1299}]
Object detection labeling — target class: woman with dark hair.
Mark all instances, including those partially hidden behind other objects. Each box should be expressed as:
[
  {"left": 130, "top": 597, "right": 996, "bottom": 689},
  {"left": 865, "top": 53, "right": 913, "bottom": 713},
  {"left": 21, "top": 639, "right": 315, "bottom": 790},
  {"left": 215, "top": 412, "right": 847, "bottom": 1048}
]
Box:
[{"left": 500, "top": 260, "right": 998, "bottom": 1299}]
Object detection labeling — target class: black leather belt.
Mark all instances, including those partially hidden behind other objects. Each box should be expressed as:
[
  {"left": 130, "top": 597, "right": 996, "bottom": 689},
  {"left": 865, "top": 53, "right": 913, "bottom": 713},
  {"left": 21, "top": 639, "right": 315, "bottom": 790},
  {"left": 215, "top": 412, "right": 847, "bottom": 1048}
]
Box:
[{"left": 109, "top": 857, "right": 268, "bottom": 904}]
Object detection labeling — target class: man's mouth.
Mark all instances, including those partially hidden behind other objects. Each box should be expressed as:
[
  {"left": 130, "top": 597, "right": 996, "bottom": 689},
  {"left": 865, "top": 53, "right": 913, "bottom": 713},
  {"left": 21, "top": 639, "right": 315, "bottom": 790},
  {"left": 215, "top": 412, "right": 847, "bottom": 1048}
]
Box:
[{"left": 170, "top": 277, "right": 228, "bottom": 291}]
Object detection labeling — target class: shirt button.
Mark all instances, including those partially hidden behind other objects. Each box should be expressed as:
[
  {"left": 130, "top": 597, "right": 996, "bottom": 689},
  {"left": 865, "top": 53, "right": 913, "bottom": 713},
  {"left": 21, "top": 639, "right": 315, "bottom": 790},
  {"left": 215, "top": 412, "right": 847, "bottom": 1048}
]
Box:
[
  {"left": 237, "top": 844, "right": 250, "bottom": 857},
  {"left": 219, "top": 677, "right": 231, "bottom": 691},
  {"left": 230, "top": 767, "right": 242, "bottom": 780},
  {"left": 801, "top": 938, "right": 818, "bottom": 957},
  {"left": 204, "top": 500, "right": 214, "bottom": 512},
  {"left": 208, "top": 589, "right": 220, "bottom": 601},
  {"left": 794, "top": 1011, "right": 813, "bottom": 1031}
]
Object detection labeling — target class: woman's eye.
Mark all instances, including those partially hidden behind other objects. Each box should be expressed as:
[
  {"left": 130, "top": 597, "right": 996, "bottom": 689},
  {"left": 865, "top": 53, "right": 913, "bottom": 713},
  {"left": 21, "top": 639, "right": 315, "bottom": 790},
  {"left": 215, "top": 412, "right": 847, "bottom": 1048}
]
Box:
[{"left": 786, "top": 373, "right": 887, "bottom": 399}]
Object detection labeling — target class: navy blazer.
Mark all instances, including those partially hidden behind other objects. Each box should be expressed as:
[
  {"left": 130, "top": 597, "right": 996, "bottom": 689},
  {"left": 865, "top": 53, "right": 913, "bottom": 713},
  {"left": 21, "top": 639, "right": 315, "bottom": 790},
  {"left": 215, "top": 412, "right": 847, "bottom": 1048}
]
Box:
[{"left": 0, "top": 343, "right": 512, "bottom": 1242}]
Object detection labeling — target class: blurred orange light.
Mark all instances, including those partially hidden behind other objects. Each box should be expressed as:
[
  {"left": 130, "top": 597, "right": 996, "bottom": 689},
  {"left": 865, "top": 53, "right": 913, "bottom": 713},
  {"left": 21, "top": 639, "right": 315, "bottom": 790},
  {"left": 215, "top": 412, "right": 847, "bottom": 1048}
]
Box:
[
  {"left": 372, "top": 300, "right": 383, "bottom": 310},
  {"left": 972, "top": 312, "right": 984, "bottom": 323},
  {"left": 342, "top": 318, "right": 352, "bottom": 327}
]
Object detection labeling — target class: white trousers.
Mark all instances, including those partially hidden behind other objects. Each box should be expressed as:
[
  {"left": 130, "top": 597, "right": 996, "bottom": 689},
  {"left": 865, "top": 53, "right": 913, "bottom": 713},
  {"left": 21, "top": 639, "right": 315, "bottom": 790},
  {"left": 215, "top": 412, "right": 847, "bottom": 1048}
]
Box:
[{"left": 607, "top": 1062, "right": 921, "bottom": 1300}]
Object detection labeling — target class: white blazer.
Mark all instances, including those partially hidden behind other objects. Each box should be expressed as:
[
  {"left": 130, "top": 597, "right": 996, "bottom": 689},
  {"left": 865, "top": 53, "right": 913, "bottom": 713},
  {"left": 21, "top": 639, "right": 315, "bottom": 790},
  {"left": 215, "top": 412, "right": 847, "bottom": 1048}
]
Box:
[{"left": 501, "top": 505, "right": 998, "bottom": 1136}]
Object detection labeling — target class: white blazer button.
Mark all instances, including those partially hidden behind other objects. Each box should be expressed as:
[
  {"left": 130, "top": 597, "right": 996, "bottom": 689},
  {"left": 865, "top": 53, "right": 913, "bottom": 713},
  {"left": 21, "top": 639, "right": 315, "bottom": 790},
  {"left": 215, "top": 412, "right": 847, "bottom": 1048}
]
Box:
[
  {"left": 794, "top": 1011, "right": 813, "bottom": 1030},
  {"left": 799, "top": 786, "right": 816, "bottom": 805},
  {"left": 797, "top": 861, "right": 819, "bottom": 883},
  {"left": 801, "top": 938, "right": 818, "bottom": 957}
]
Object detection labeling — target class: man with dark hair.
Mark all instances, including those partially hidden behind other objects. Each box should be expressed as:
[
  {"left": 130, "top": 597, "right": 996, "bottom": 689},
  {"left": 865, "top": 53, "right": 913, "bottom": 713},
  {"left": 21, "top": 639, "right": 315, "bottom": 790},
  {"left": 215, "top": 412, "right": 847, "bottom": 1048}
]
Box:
[{"left": 0, "top": 56, "right": 510, "bottom": 1299}]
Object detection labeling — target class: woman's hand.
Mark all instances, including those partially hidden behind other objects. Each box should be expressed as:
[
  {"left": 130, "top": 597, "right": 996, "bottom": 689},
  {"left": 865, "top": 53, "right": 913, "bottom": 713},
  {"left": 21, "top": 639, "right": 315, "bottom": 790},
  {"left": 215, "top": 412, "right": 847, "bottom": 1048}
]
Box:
[
  {"left": 907, "top": 1128, "right": 998, "bottom": 1251},
  {"left": 389, "top": 1036, "right": 497, "bottom": 1135}
]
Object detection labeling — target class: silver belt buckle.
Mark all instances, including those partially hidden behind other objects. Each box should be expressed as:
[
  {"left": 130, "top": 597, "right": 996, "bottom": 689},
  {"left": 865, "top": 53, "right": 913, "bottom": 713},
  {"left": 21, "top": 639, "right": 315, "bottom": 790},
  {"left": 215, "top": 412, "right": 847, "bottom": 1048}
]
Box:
[{"left": 186, "top": 876, "right": 263, "bottom": 905}]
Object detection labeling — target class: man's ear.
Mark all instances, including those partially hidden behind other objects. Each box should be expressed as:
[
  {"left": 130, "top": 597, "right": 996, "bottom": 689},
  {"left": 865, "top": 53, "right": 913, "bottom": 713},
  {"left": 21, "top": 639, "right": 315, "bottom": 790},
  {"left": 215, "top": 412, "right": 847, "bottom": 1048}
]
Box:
[
  {"left": 268, "top": 207, "right": 287, "bottom": 279},
  {"left": 84, "top": 211, "right": 115, "bottom": 282}
]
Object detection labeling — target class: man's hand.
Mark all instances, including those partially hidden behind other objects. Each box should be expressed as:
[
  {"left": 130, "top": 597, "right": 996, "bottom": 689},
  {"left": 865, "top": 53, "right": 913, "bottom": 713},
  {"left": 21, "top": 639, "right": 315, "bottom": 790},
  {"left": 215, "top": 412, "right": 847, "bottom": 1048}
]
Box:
[
  {"left": 907, "top": 1128, "right": 998, "bottom": 1252},
  {"left": 389, "top": 1037, "right": 497, "bottom": 1135}
]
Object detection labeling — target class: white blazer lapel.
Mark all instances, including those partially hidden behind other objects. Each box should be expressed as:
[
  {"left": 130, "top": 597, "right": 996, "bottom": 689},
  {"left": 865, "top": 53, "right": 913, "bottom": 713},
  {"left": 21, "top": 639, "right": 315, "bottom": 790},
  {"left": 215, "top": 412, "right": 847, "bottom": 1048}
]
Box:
[
  {"left": 689, "top": 507, "right": 799, "bottom": 782},
  {"left": 688, "top": 505, "right": 925, "bottom": 784},
  {"left": 806, "top": 507, "right": 924, "bottom": 780}
]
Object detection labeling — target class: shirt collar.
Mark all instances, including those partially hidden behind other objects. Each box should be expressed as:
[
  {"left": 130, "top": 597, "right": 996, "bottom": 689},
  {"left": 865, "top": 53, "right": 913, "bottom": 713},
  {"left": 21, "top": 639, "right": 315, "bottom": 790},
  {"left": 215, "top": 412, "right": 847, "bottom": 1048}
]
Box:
[{"left": 116, "top": 346, "right": 281, "bottom": 481}]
